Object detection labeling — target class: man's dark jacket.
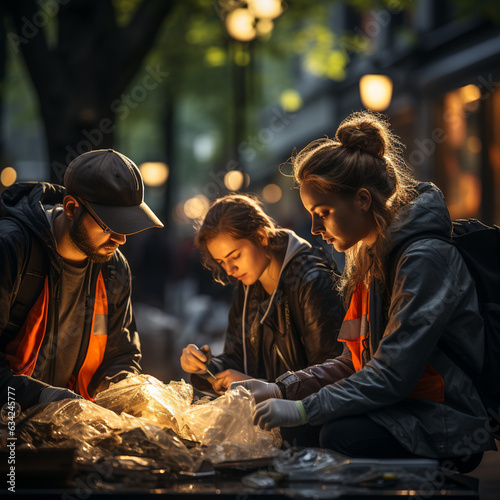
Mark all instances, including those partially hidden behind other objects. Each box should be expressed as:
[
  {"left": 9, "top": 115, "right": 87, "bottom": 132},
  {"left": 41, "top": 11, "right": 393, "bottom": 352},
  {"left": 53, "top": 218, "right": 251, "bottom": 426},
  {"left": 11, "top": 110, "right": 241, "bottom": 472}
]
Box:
[{"left": 0, "top": 182, "right": 141, "bottom": 410}]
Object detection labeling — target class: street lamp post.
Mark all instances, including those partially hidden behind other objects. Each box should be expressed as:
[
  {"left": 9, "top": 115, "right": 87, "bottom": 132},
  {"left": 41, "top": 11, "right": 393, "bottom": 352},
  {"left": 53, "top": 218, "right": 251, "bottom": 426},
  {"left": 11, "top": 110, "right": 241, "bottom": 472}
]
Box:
[{"left": 219, "top": 0, "right": 284, "bottom": 188}]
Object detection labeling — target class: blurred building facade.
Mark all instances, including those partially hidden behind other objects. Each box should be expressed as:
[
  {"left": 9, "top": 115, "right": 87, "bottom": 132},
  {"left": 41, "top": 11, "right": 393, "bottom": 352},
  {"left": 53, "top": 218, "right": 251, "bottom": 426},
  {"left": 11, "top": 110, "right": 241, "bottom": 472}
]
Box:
[{"left": 254, "top": 0, "right": 500, "bottom": 227}]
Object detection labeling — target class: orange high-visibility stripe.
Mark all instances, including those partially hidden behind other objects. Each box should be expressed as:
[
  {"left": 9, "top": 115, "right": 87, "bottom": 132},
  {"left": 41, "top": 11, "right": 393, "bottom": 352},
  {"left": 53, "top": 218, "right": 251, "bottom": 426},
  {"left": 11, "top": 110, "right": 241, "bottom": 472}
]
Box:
[
  {"left": 338, "top": 285, "right": 369, "bottom": 371},
  {"left": 340, "top": 338, "right": 364, "bottom": 372},
  {"left": 6, "top": 272, "right": 109, "bottom": 400},
  {"left": 342, "top": 284, "right": 370, "bottom": 324},
  {"left": 6, "top": 278, "right": 49, "bottom": 375},
  {"left": 339, "top": 284, "right": 445, "bottom": 403},
  {"left": 76, "top": 272, "right": 108, "bottom": 400}
]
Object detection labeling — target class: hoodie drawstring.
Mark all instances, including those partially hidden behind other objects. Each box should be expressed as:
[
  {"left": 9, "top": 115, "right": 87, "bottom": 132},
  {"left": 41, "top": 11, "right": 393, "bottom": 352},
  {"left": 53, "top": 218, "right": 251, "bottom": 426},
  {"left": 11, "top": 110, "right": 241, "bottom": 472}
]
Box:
[{"left": 242, "top": 286, "right": 249, "bottom": 375}]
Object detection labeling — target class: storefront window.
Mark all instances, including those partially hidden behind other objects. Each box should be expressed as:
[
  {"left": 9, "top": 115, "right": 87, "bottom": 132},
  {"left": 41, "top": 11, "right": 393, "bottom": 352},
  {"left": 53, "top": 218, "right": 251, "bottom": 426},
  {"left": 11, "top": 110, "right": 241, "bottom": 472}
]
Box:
[
  {"left": 438, "top": 84, "right": 482, "bottom": 220},
  {"left": 490, "top": 87, "right": 500, "bottom": 224}
]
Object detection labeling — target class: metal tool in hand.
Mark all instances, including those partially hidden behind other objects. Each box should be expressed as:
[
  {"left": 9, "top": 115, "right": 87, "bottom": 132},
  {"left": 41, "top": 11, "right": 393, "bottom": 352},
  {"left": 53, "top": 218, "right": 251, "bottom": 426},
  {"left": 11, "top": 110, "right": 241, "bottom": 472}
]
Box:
[{"left": 201, "top": 346, "right": 217, "bottom": 380}]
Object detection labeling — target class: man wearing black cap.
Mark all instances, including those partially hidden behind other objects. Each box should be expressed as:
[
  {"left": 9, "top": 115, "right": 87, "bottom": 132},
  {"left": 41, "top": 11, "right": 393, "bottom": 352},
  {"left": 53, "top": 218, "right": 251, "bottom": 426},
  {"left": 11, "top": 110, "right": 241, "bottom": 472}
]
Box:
[{"left": 0, "top": 149, "right": 163, "bottom": 412}]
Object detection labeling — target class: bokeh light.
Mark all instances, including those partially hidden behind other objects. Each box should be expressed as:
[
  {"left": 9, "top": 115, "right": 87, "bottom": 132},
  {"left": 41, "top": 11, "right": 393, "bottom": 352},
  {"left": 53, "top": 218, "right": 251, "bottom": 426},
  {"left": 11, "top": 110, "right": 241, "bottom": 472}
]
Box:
[
  {"left": 1, "top": 167, "right": 17, "bottom": 187},
  {"left": 262, "top": 183, "right": 282, "bottom": 203},
  {"left": 256, "top": 19, "right": 274, "bottom": 37},
  {"left": 139, "top": 162, "right": 169, "bottom": 187},
  {"left": 224, "top": 170, "right": 245, "bottom": 191},
  {"left": 183, "top": 195, "right": 210, "bottom": 220},
  {"left": 226, "top": 9, "right": 256, "bottom": 42},
  {"left": 461, "top": 84, "right": 481, "bottom": 104},
  {"left": 248, "top": 0, "right": 283, "bottom": 19},
  {"left": 359, "top": 74, "right": 393, "bottom": 111},
  {"left": 205, "top": 46, "right": 227, "bottom": 67},
  {"left": 280, "top": 89, "right": 303, "bottom": 112}
]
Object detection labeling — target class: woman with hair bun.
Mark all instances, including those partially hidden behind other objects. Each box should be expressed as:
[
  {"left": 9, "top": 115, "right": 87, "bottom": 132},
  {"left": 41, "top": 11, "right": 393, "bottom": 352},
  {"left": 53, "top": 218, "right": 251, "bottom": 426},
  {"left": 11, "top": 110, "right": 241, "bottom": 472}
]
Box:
[
  {"left": 180, "top": 193, "right": 345, "bottom": 395},
  {"left": 239, "top": 111, "right": 495, "bottom": 472}
]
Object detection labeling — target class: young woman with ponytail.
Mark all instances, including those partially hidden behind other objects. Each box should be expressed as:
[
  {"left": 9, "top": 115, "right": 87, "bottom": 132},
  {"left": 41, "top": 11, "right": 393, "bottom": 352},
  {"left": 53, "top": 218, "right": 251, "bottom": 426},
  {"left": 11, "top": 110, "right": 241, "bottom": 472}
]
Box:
[
  {"left": 236, "top": 111, "right": 495, "bottom": 473},
  {"left": 180, "top": 194, "right": 345, "bottom": 395}
]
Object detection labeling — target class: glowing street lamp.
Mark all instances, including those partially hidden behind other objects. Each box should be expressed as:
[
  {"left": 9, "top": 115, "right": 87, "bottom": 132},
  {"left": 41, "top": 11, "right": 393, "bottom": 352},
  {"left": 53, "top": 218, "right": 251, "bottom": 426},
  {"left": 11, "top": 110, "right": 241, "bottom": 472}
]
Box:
[
  {"left": 359, "top": 74, "right": 393, "bottom": 111},
  {"left": 248, "top": 0, "right": 282, "bottom": 20},
  {"left": 226, "top": 8, "right": 256, "bottom": 42}
]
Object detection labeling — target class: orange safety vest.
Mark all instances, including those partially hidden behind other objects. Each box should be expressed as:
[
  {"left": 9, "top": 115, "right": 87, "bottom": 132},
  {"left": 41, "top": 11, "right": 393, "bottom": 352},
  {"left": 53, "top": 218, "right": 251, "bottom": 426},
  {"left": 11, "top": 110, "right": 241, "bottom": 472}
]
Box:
[
  {"left": 6, "top": 272, "right": 109, "bottom": 401},
  {"left": 338, "top": 284, "right": 444, "bottom": 403}
]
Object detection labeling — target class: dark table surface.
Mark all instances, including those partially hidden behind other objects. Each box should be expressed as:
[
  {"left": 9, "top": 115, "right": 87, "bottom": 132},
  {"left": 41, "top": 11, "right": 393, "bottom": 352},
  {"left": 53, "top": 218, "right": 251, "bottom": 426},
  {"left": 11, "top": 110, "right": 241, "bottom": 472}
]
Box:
[{"left": 1, "top": 448, "right": 480, "bottom": 499}]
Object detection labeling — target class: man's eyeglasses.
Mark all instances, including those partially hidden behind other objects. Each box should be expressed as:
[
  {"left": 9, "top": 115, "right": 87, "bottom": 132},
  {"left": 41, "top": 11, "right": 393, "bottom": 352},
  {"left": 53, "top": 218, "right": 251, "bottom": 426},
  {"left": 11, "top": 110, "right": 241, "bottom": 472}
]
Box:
[{"left": 75, "top": 196, "right": 112, "bottom": 234}]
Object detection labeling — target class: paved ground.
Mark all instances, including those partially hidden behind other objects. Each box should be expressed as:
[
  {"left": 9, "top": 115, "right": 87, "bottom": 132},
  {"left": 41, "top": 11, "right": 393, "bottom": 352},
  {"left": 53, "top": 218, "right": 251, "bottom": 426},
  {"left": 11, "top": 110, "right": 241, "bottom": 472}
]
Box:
[{"left": 469, "top": 449, "right": 500, "bottom": 499}]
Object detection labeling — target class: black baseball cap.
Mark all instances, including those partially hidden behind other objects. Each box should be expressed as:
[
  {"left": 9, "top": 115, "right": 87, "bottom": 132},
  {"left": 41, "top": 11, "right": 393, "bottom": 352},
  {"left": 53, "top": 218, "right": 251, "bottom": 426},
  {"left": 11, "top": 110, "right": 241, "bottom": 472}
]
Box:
[{"left": 64, "top": 149, "right": 163, "bottom": 235}]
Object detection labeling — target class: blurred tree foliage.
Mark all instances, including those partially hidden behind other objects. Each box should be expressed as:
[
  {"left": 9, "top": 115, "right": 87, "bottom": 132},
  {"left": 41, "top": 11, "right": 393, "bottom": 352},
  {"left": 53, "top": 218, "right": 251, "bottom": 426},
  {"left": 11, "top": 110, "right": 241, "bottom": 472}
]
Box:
[
  {"left": 2, "top": 0, "right": 176, "bottom": 182},
  {"left": 0, "top": 0, "right": 495, "bottom": 191}
]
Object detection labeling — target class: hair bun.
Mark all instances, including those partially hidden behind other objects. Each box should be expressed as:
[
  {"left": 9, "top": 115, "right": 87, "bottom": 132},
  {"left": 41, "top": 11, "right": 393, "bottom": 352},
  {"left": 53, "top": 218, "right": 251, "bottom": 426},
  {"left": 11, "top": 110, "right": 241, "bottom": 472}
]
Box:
[{"left": 336, "top": 114, "right": 386, "bottom": 158}]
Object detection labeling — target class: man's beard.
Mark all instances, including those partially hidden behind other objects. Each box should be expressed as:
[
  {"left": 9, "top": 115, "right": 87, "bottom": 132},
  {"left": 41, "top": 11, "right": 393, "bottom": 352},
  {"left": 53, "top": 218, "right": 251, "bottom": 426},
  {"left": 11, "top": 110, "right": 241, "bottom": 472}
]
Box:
[{"left": 69, "top": 213, "right": 116, "bottom": 263}]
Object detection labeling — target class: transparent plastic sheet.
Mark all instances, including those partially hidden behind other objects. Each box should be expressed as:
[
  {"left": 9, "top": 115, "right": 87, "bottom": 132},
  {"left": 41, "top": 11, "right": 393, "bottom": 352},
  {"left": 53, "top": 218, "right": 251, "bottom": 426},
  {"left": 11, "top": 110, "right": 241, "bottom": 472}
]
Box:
[
  {"left": 179, "top": 385, "right": 282, "bottom": 463},
  {"left": 273, "top": 448, "right": 440, "bottom": 487},
  {"left": 11, "top": 374, "right": 280, "bottom": 481},
  {"left": 14, "top": 397, "right": 195, "bottom": 473},
  {"left": 95, "top": 374, "right": 281, "bottom": 464},
  {"left": 94, "top": 375, "right": 193, "bottom": 436}
]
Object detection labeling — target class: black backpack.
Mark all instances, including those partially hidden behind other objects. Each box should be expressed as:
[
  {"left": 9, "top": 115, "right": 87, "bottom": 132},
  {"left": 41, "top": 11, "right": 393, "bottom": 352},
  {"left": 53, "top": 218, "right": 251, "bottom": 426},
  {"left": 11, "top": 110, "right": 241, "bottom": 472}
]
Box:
[
  {"left": 2, "top": 225, "right": 116, "bottom": 353},
  {"left": 391, "top": 219, "right": 500, "bottom": 440},
  {"left": 1, "top": 231, "right": 48, "bottom": 351}
]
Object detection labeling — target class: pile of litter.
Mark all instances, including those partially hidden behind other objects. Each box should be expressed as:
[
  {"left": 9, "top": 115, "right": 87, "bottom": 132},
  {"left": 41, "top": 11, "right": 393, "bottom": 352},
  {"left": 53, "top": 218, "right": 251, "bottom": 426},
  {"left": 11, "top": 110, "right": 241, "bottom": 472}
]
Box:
[{"left": 11, "top": 375, "right": 281, "bottom": 473}]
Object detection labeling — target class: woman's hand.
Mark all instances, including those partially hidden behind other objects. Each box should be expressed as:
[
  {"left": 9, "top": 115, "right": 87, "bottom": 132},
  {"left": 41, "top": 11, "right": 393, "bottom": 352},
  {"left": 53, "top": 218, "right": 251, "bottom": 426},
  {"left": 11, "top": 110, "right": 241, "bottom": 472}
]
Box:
[
  {"left": 253, "top": 399, "right": 307, "bottom": 431},
  {"left": 180, "top": 344, "right": 212, "bottom": 374},
  {"left": 211, "top": 369, "right": 253, "bottom": 394}
]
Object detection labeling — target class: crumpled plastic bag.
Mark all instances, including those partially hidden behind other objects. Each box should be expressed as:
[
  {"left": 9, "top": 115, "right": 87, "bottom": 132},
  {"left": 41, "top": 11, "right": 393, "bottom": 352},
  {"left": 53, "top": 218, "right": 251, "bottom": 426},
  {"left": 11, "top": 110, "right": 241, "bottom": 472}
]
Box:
[
  {"left": 179, "top": 384, "right": 281, "bottom": 463},
  {"left": 273, "top": 448, "right": 439, "bottom": 486},
  {"left": 14, "top": 397, "right": 195, "bottom": 473},
  {"left": 94, "top": 375, "right": 192, "bottom": 436},
  {"left": 10, "top": 374, "right": 281, "bottom": 474},
  {"left": 95, "top": 374, "right": 281, "bottom": 463}
]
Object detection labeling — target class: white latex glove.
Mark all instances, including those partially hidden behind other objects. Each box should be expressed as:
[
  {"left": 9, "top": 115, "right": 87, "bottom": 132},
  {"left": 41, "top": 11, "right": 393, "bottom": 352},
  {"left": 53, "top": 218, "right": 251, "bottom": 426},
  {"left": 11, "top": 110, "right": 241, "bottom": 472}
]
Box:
[
  {"left": 230, "top": 379, "right": 282, "bottom": 403},
  {"left": 39, "top": 387, "right": 84, "bottom": 404},
  {"left": 253, "top": 399, "right": 308, "bottom": 431}
]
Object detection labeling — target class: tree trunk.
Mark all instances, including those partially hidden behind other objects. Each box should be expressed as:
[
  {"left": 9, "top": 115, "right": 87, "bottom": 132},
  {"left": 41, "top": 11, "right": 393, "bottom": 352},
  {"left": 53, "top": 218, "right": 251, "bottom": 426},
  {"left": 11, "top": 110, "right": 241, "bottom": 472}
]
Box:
[
  {"left": 2, "top": 0, "right": 174, "bottom": 183},
  {"left": 0, "top": 19, "right": 6, "bottom": 168}
]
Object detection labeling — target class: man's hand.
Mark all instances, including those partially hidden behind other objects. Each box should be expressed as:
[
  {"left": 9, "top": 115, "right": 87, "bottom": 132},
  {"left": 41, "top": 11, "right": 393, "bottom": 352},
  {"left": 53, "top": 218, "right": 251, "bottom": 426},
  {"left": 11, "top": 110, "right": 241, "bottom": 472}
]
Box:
[
  {"left": 180, "top": 344, "right": 212, "bottom": 374},
  {"left": 230, "top": 379, "right": 282, "bottom": 403},
  {"left": 253, "top": 399, "right": 307, "bottom": 431},
  {"left": 39, "top": 387, "right": 84, "bottom": 404}
]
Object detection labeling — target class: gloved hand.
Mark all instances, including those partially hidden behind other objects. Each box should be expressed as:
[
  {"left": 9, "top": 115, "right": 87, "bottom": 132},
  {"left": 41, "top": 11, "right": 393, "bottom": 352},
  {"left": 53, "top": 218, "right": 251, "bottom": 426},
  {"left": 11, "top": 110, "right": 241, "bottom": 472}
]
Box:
[
  {"left": 253, "top": 399, "right": 308, "bottom": 431},
  {"left": 39, "top": 387, "right": 83, "bottom": 404},
  {"left": 230, "top": 379, "right": 282, "bottom": 403},
  {"left": 180, "top": 344, "right": 213, "bottom": 375}
]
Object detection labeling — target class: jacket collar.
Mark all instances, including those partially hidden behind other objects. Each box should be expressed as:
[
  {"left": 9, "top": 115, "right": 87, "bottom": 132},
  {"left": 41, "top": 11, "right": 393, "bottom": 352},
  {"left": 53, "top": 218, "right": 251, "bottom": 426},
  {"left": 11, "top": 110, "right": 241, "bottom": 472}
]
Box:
[
  {"left": 258, "top": 230, "right": 310, "bottom": 324},
  {"left": 389, "top": 182, "right": 453, "bottom": 251},
  {"left": 0, "top": 182, "right": 65, "bottom": 257}
]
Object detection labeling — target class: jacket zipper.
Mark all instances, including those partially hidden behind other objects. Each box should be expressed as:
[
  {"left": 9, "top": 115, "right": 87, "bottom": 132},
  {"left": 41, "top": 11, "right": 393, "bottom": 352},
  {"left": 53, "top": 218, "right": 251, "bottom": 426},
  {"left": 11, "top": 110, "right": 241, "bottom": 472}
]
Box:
[
  {"left": 45, "top": 261, "right": 61, "bottom": 385},
  {"left": 275, "top": 344, "right": 292, "bottom": 372}
]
